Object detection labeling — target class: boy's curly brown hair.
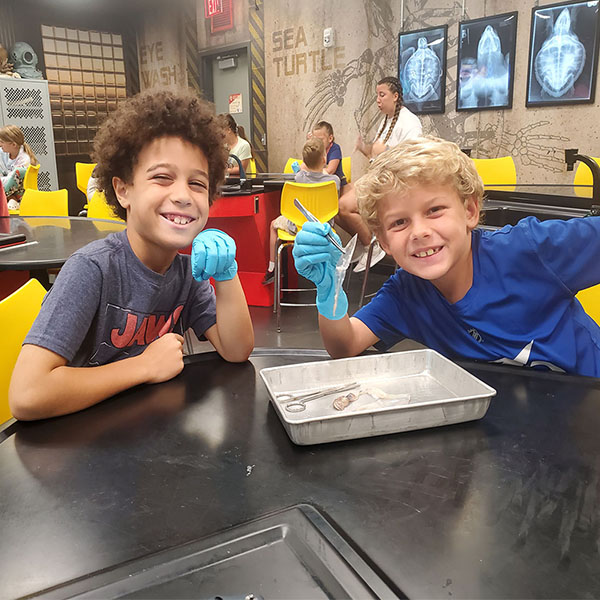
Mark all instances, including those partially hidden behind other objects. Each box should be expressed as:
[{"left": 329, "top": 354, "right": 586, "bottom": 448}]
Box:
[{"left": 92, "top": 90, "right": 228, "bottom": 221}]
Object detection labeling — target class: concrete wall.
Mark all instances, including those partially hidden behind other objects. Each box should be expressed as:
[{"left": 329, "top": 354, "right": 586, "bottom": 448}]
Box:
[
  {"left": 138, "top": 8, "right": 188, "bottom": 92},
  {"left": 264, "top": 0, "right": 600, "bottom": 182},
  {"left": 132, "top": 0, "right": 599, "bottom": 182}
]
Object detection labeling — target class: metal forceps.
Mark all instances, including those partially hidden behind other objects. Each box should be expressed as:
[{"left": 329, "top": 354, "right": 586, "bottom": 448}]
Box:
[
  {"left": 277, "top": 382, "right": 359, "bottom": 413},
  {"left": 293, "top": 198, "right": 345, "bottom": 253}
]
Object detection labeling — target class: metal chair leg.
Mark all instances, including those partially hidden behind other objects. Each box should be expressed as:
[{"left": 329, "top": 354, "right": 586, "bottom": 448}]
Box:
[
  {"left": 275, "top": 241, "right": 287, "bottom": 332},
  {"left": 358, "top": 239, "right": 375, "bottom": 308},
  {"left": 273, "top": 239, "right": 282, "bottom": 314}
]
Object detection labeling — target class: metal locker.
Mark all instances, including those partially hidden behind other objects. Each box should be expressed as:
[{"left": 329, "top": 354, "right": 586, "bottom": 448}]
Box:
[{"left": 0, "top": 79, "right": 59, "bottom": 191}]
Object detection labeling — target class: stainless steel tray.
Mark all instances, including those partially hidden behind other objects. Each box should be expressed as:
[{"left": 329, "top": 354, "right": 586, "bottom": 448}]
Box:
[{"left": 260, "top": 350, "right": 496, "bottom": 445}]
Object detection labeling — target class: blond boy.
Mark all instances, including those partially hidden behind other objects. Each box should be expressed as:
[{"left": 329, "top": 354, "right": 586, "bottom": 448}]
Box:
[
  {"left": 292, "top": 136, "right": 600, "bottom": 376},
  {"left": 263, "top": 137, "right": 340, "bottom": 284}
]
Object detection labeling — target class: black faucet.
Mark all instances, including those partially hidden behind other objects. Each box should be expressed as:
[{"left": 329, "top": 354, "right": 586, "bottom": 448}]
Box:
[
  {"left": 228, "top": 153, "right": 246, "bottom": 182},
  {"left": 565, "top": 148, "right": 600, "bottom": 204}
]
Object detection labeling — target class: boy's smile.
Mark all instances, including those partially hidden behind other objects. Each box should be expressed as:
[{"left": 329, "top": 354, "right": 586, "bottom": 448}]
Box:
[
  {"left": 377, "top": 184, "right": 480, "bottom": 303},
  {"left": 113, "top": 135, "right": 210, "bottom": 274}
]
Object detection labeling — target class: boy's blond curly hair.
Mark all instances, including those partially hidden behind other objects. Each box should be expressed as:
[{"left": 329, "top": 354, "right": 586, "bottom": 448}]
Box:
[
  {"left": 93, "top": 90, "right": 228, "bottom": 221},
  {"left": 355, "top": 136, "right": 484, "bottom": 232}
]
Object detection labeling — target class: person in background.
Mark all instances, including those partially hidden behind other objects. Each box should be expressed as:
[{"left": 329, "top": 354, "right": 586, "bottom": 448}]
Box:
[
  {"left": 86, "top": 165, "right": 99, "bottom": 201},
  {"left": 262, "top": 136, "right": 340, "bottom": 285},
  {"left": 0, "top": 125, "right": 38, "bottom": 210},
  {"left": 292, "top": 136, "right": 600, "bottom": 377},
  {"left": 236, "top": 125, "right": 256, "bottom": 175},
  {"left": 310, "top": 120, "right": 347, "bottom": 188},
  {"left": 337, "top": 76, "right": 422, "bottom": 273},
  {"left": 9, "top": 90, "right": 254, "bottom": 421},
  {"left": 220, "top": 114, "right": 252, "bottom": 176}
]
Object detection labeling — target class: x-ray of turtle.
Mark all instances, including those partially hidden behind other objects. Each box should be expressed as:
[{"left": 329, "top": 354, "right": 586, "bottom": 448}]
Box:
[
  {"left": 403, "top": 37, "right": 442, "bottom": 103},
  {"left": 534, "top": 8, "right": 586, "bottom": 98},
  {"left": 459, "top": 25, "right": 510, "bottom": 109}
]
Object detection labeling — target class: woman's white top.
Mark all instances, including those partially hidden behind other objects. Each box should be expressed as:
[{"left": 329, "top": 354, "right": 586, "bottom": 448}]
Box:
[
  {"left": 375, "top": 106, "right": 422, "bottom": 148},
  {"left": 230, "top": 136, "right": 252, "bottom": 161}
]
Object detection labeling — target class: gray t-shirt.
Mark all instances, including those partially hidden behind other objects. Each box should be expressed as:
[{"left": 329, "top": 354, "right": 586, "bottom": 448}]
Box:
[
  {"left": 25, "top": 230, "right": 216, "bottom": 366},
  {"left": 295, "top": 169, "right": 340, "bottom": 193}
]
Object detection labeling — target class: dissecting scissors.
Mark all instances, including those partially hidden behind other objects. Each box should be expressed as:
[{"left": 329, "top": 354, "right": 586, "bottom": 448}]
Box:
[{"left": 277, "top": 382, "right": 359, "bottom": 413}]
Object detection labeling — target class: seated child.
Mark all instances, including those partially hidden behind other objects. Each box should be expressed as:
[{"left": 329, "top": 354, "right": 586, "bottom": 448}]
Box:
[
  {"left": 9, "top": 90, "right": 255, "bottom": 420},
  {"left": 292, "top": 136, "right": 600, "bottom": 377},
  {"left": 0, "top": 125, "right": 38, "bottom": 210},
  {"left": 263, "top": 136, "right": 340, "bottom": 285},
  {"left": 311, "top": 120, "right": 347, "bottom": 187}
]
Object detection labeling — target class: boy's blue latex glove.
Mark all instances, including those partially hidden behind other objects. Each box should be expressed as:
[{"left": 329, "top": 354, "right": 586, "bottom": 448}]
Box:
[
  {"left": 191, "top": 229, "right": 238, "bottom": 282},
  {"left": 292, "top": 221, "right": 348, "bottom": 320}
]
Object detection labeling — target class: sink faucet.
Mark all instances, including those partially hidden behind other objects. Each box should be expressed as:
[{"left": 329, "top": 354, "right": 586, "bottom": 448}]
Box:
[
  {"left": 228, "top": 153, "right": 246, "bottom": 182},
  {"left": 565, "top": 148, "right": 600, "bottom": 204}
]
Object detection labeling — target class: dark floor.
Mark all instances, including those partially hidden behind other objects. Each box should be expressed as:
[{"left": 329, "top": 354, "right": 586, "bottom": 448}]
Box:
[{"left": 191, "top": 259, "right": 417, "bottom": 354}]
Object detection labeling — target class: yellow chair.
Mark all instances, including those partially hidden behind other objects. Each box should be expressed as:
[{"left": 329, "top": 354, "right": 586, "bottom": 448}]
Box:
[
  {"left": 573, "top": 158, "right": 600, "bottom": 197},
  {"left": 577, "top": 285, "right": 600, "bottom": 325},
  {"left": 341, "top": 156, "right": 351, "bottom": 184},
  {"left": 274, "top": 180, "right": 339, "bottom": 332},
  {"left": 472, "top": 156, "right": 517, "bottom": 191},
  {"left": 19, "top": 189, "right": 69, "bottom": 217},
  {"left": 87, "top": 190, "right": 123, "bottom": 221},
  {"left": 0, "top": 278, "right": 47, "bottom": 424},
  {"left": 23, "top": 163, "right": 41, "bottom": 191},
  {"left": 75, "top": 162, "right": 97, "bottom": 196},
  {"left": 247, "top": 158, "right": 257, "bottom": 176},
  {"left": 283, "top": 158, "right": 302, "bottom": 174}
]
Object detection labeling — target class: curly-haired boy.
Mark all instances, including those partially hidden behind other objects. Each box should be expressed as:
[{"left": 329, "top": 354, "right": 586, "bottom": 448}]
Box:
[
  {"left": 10, "top": 90, "right": 254, "bottom": 420},
  {"left": 293, "top": 136, "right": 600, "bottom": 376}
]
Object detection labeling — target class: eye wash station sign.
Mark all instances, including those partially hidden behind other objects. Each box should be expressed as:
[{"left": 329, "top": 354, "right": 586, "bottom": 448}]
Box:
[{"left": 271, "top": 26, "right": 345, "bottom": 76}]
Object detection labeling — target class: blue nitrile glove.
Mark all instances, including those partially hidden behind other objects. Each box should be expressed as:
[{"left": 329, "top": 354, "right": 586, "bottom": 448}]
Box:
[
  {"left": 191, "top": 229, "right": 238, "bottom": 282},
  {"left": 292, "top": 221, "right": 348, "bottom": 320},
  {"left": 291, "top": 160, "right": 301, "bottom": 174}
]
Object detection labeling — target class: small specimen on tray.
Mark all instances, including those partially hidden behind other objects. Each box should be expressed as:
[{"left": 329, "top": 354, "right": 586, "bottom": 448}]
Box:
[{"left": 333, "top": 392, "right": 358, "bottom": 411}]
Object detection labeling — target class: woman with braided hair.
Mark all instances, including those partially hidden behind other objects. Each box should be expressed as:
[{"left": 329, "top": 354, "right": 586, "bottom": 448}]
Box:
[{"left": 338, "top": 76, "right": 422, "bottom": 272}]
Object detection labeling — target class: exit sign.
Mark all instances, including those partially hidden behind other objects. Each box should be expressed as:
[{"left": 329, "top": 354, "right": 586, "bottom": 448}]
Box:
[{"left": 205, "top": 0, "right": 224, "bottom": 18}]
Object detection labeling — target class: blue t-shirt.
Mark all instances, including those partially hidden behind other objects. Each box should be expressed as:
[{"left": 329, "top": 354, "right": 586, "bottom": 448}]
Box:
[
  {"left": 326, "top": 142, "right": 346, "bottom": 187},
  {"left": 355, "top": 217, "right": 600, "bottom": 377}
]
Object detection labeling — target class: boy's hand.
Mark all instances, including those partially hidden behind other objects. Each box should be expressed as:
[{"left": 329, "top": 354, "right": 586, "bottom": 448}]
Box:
[
  {"left": 141, "top": 333, "right": 184, "bottom": 383},
  {"left": 292, "top": 221, "right": 348, "bottom": 320},
  {"left": 192, "top": 229, "right": 238, "bottom": 282}
]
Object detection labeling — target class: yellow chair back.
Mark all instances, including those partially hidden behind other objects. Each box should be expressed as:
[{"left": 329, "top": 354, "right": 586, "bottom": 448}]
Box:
[
  {"left": 23, "top": 163, "right": 40, "bottom": 191},
  {"left": 283, "top": 158, "right": 302, "bottom": 174},
  {"left": 279, "top": 180, "right": 339, "bottom": 236},
  {"left": 19, "top": 189, "right": 69, "bottom": 217},
  {"left": 341, "top": 156, "right": 351, "bottom": 183},
  {"left": 472, "top": 156, "right": 516, "bottom": 191},
  {"left": 573, "top": 158, "right": 600, "bottom": 198},
  {"left": 75, "top": 162, "right": 97, "bottom": 196},
  {"left": 577, "top": 285, "right": 600, "bottom": 325},
  {"left": 0, "top": 278, "right": 47, "bottom": 423},
  {"left": 247, "top": 158, "right": 257, "bottom": 176},
  {"left": 87, "top": 190, "right": 123, "bottom": 221}
]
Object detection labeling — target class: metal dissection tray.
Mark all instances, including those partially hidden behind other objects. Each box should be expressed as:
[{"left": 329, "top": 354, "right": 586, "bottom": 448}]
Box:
[
  {"left": 27, "top": 505, "right": 398, "bottom": 600},
  {"left": 260, "top": 350, "right": 496, "bottom": 445}
]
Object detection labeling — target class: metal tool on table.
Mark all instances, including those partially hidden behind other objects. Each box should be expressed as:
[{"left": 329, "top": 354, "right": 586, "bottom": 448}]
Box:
[{"left": 277, "top": 382, "right": 359, "bottom": 413}]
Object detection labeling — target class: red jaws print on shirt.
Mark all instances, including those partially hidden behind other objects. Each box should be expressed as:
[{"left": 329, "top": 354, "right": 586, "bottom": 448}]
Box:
[{"left": 110, "top": 305, "right": 184, "bottom": 348}]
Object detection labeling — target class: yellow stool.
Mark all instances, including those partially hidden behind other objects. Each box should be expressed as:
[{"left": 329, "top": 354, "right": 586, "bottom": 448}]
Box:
[{"left": 0, "top": 279, "right": 47, "bottom": 424}]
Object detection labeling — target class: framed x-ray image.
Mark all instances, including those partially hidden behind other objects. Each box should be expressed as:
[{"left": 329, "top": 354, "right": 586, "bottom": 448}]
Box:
[
  {"left": 398, "top": 25, "right": 447, "bottom": 114},
  {"left": 527, "top": 0, "right": 600, "bottom": 106},
  {"left": 456, "top": 12, "right": 518, "bottom": 111}
]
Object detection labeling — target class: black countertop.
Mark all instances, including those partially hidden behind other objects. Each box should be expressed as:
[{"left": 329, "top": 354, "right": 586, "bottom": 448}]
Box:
[{"left": 2, "top": 349, "right": 600, "bottom": 598}]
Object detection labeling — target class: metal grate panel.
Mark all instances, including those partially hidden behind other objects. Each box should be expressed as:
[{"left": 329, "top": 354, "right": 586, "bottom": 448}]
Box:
[
  {"left": 21, "top": 126, "right": 48, "bottom": 156},
  {"left": 38, "top": 171, "right": 52, "bottom": 191},
  {"left": 4, "top": 87, "right": 44, "bottom": 119}
]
